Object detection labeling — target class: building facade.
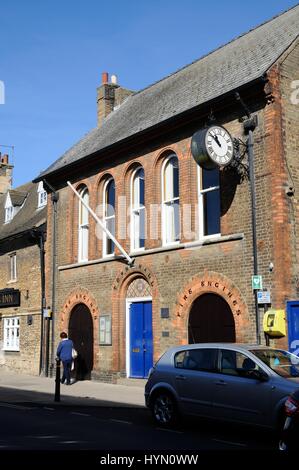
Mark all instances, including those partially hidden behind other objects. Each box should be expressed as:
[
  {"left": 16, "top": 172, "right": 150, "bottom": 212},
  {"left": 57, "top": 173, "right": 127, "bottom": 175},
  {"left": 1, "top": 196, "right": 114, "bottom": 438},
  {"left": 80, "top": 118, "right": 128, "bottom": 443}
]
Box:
[
  {"left": 0, "top": 154, "right": 47, "bottom": 375},
  {"left": 36, "top": 7, "right": 299, "bottom": 382}
]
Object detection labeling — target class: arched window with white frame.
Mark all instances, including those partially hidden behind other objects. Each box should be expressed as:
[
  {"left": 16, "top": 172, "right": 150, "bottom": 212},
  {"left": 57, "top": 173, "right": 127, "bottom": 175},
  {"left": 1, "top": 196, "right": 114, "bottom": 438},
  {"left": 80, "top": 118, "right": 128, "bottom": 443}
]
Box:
[
  {"left": 197, "top": 166, "right": 220, "bottom": 238},
  {"left": 103, "top": 178, "right": 115, "bottom": 256},
  {"left": 162, "top": 155, "right": 180, "bottom": 245},
  {"left": 78, "top": 186, "right": 89, "bottom": 262},
  {"left": 131, "top": 167, "right": 145, "bottom": 252}
]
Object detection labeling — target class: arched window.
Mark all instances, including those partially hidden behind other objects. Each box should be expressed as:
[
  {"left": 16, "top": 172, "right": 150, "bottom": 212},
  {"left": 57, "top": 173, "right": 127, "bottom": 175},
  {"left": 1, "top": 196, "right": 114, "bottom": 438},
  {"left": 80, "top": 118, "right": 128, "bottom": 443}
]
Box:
[
  {"left": 103, "top": 178, "right": 115, "bottom": 256},
  {"left": 197, "top": 166, "right": 220, "bottom": 238},
  {"left": 131, "top": 167, "right": 145, "bottom": 251},
  {"left": 78, "top": 187, "right": 89, "bottom": 262},
  {"left": 162, "top": 155, "right": 180, "bottom": 245}
]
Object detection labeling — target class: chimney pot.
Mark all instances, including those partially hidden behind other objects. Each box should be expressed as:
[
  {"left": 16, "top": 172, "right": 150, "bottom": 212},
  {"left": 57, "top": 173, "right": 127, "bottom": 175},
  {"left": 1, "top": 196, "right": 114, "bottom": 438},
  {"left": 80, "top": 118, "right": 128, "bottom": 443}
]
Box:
[
  {"left": 111, "top": 74, "right": 118, "bottom": 85},
  {"left": 102, "top": 72, "right": 109, "bottom": 84}
]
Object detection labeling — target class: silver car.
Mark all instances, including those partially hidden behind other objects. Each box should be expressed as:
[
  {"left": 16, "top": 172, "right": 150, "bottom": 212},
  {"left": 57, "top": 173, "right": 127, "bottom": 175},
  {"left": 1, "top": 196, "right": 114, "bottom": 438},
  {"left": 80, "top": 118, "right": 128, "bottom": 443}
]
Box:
[{"left": 145, "top": 343, "right": 299, "bottom": 428}]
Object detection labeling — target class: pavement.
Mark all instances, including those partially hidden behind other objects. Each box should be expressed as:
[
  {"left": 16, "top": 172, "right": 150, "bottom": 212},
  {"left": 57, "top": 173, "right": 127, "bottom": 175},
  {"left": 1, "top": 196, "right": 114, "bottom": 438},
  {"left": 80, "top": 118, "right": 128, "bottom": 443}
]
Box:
[{"left": 0, "top": 370, "right": 146, "bottom": 408}]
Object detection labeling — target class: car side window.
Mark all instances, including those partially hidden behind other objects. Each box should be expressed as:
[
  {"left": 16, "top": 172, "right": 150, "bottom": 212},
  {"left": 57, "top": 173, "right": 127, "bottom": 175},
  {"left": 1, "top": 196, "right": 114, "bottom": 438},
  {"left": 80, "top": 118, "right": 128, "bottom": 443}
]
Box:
[
  {"left": 174, "top": 349, "right": 217, "bottom": 372},
  {"left": 220, "top": 350, "right": 262, "bottom": 378}
]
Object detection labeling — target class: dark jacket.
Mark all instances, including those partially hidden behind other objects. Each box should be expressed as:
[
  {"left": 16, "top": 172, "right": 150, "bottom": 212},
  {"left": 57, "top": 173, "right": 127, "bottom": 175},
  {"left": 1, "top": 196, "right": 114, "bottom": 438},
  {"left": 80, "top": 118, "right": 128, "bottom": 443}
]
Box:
[{"left": 57, "top": 338, "right": 74, "bottom": 361}]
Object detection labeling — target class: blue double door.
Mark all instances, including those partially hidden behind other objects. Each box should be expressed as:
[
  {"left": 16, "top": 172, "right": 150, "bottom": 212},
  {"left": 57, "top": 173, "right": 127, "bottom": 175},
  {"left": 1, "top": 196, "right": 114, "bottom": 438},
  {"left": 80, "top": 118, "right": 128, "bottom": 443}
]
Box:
[
  {"left": 129, "top": 301, "right": 153, "bottom": 378},
  {"left": 287, "top": 301, "right": 299, "bottom": 354}
]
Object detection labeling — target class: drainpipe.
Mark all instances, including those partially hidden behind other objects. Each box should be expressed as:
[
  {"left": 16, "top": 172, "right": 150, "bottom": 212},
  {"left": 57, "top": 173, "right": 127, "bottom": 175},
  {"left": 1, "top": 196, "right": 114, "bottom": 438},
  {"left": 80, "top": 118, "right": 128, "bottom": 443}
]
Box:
[
  {"left": 38, "top": 229, "right": 46, "bottom": 375},
  {"left": 43, "top": 179, "right": 59, "bottom": 377},
  {"left": 235, "top": 92, "right": 261, "bottom": 344},
  {"left": 30, "top": 228, "right": 46, "bottom": 375}
]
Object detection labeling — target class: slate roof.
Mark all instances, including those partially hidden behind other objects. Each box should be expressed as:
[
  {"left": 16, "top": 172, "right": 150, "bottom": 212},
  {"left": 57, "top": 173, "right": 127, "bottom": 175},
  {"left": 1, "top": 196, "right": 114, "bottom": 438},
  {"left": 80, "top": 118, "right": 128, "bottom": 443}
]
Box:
[
  {"left": 9, "top": 190, "right": 28, "bottom": 207},
  {"left": 37, "top": 4, "right": 299, "bottom": 180},
  {"left": 0, "top": 182, "right": 47, "bottom": 241}
]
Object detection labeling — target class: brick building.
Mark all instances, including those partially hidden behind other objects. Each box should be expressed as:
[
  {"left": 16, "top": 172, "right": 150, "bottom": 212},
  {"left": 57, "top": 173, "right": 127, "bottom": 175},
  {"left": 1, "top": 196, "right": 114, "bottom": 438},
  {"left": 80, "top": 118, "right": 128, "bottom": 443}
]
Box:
[
  {"left": 0, "top": 154, "right": 47, "bottom": 375},
  {"left": 35, "top": 6, "right": 299, "bottom": 382}
]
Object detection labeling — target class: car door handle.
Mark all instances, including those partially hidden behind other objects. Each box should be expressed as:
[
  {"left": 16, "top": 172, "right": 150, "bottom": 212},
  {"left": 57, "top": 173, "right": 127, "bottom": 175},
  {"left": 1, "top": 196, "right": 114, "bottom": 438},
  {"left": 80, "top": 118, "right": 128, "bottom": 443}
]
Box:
[
  {"left": 214, "top": 380, "right": 227, "bottom": 386},
  {"left": 175, "top": 375, "right": 186, "bottom": 380}
]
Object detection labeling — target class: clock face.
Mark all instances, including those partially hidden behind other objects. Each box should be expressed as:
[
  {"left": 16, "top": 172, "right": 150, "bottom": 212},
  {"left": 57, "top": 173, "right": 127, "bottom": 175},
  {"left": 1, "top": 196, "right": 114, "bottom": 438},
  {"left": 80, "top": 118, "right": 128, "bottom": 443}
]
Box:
[{"left": 205, "top": 126, "right": 234, "bottom": 166}]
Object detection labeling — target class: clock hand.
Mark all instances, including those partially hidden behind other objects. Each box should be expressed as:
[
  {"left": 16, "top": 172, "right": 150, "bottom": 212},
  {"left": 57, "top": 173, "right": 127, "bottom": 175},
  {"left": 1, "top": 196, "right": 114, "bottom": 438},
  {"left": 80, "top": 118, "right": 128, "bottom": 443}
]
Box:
[{"left": 210, "top": 133, "right": 221, "bottom": 147}]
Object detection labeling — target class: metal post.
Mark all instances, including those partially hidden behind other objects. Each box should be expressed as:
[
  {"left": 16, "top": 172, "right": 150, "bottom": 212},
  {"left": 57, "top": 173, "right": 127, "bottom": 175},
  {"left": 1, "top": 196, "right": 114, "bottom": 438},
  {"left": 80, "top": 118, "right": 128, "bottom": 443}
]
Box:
[
  {"left": 67, "top": 181, "right": 134, "bottom": 265},
  {"left": 54, "top": 359, "right": 61, "bottom": 402},
  {"left": 248, "top": 129, "right": 261, "bottom": 345}
]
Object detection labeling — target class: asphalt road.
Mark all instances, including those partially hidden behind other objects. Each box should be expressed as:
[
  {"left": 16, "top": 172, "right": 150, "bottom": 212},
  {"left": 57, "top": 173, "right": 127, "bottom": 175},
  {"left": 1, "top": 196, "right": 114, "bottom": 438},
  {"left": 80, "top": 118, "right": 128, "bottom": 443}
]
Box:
[{"left": 0, "top": 386, "right": 284, "bottom": 465}]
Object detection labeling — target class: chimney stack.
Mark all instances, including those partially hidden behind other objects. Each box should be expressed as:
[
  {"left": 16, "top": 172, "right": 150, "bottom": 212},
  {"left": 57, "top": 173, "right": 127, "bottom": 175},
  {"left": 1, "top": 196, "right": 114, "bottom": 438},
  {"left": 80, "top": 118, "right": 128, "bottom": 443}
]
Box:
[
  {"left": 97, "top": 72, "right": 134, "bottom": 127},
  {"left": 0, "top": 153, "right": 13, "bottom": 194}
]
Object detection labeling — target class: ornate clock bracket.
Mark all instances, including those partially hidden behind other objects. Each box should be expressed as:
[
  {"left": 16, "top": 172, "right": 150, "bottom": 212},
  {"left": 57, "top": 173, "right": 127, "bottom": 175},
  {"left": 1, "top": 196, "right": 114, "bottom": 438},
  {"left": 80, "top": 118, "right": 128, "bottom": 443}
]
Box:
[{"left": 224, "top": 137, "right": 249, "bottom": 180}]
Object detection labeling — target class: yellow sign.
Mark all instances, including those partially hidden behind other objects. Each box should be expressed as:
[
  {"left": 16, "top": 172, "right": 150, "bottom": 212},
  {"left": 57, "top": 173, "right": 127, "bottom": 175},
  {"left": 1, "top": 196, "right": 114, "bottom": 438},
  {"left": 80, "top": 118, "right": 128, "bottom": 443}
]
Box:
[{"left": 263, "top": 309, "right": 286, "bottom": 337}]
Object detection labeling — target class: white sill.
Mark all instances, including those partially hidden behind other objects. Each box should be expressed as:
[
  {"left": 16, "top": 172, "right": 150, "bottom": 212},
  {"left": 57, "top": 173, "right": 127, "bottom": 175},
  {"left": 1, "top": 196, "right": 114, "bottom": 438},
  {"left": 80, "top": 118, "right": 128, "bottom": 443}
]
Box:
[
  {"left": 7, "top": 279, "right": 17, "bottom": 284},
  {"left": 102, "top": 253, "right": 115, "bottom": 260},
  {"left": 162, "top": 241, "right": 180, "bottom": 248},
  {"left": 131, "top": 247, "right": 145, "bottom": 254},
  {"left": 59, "top": 233, "right": 244, "bottom": 271},
  {"left": 2, "top": 348, "right": 20, "bottom": 352}
]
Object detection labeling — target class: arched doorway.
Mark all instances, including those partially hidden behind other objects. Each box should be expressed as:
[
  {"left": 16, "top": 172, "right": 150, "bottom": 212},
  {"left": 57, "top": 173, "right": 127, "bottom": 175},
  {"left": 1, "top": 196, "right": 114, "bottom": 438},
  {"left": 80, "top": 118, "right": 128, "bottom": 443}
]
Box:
[
  {"left": 188, "top": 293, "right": 236, "bottom": 343},
  {"left": 69, "top": 303, "right": 94, "bottom": 380}
]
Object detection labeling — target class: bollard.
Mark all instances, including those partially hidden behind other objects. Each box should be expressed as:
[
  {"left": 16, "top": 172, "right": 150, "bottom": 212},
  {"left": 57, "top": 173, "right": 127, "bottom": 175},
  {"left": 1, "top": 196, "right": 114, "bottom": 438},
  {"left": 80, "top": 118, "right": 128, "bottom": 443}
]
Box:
[{"left": 54, "top": 358, "right": 61, "bottom": 402}]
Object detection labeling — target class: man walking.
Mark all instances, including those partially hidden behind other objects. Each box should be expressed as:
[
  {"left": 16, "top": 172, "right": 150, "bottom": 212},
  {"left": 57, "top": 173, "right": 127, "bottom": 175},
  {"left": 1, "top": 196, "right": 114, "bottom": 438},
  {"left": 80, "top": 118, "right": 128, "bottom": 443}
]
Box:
[{"left": 56, "top": 332, "right": 74, "bottom": 385}]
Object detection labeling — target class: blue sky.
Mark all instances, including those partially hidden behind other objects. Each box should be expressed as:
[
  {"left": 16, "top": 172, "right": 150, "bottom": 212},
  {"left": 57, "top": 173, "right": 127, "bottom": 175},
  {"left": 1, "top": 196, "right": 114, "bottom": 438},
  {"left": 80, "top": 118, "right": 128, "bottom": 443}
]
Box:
[{"left": 0, "top": 0, "right": 297, "bottom": 187}]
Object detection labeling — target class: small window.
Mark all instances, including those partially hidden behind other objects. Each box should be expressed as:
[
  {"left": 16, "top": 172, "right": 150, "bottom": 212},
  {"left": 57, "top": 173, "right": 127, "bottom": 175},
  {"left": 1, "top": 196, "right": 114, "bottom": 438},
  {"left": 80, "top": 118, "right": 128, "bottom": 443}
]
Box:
[
  {"left": 162, "top": 155, "right": 180, "bottom": 245},
  {"left": 3, "top": 317, "right": 20, "bottom": 351},
  {"left": 78, "top": 187, "right": 89, "bottom": 262},
  {"left": 9, "top": 253, "right": 17, "bottom": 281},
  {"left": 198, "top": 167, "right": 220, "bottom": 237},
  {"left": 131, "top": 168, "right": 145, "bottom": 251},
  {"left": 37, "top": 182, "right": 47, "bottom": 208},
  {"left": 99, "top": 315, "right": 112, "bottom": 345},
  {"left": 103, "top": 178, "right": 115, "bottom": 256},
  {"left": 5, "top": 205, "right": 14, "bottom": 223},
  {"left": 175, "top": 348, "right": 217, "bottom": 372}
]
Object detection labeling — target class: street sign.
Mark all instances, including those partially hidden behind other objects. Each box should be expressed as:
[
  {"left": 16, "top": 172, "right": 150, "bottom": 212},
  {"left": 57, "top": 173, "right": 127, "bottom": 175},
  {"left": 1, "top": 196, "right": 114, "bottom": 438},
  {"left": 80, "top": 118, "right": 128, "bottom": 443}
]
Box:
[
  {"left": 252, "top": 275, "right": 263, "bottom": 290},
  {"left": 257, "top": 290, "right": 271, "bottom": 304}
]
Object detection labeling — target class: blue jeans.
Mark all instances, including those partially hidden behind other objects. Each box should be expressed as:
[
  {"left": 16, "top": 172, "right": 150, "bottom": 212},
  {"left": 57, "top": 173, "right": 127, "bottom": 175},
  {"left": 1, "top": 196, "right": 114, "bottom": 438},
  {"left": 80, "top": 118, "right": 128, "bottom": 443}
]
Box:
[{"left": 61, "top": 360, "right": 72, "bottom": 384}]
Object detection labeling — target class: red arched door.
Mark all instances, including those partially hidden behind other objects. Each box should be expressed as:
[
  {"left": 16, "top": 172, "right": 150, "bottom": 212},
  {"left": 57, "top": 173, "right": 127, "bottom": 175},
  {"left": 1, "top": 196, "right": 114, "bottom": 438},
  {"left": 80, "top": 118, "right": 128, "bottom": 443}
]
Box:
[
  {"left": 188, "top": 293, "right": 236, "bottom": 343},
  {"left": 69, "top": 303, "right": 94, "bottom": 380}
]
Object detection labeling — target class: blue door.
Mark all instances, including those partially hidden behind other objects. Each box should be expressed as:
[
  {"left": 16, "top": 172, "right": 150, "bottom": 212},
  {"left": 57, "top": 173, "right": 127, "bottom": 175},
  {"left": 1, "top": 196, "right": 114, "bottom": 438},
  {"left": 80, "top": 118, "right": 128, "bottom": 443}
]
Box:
[
  {"left": 287, "top": 301, "right": 299, "bottom": 354},
  {"left": 129, "top": 301, "right": 153, "bottom": 378}
]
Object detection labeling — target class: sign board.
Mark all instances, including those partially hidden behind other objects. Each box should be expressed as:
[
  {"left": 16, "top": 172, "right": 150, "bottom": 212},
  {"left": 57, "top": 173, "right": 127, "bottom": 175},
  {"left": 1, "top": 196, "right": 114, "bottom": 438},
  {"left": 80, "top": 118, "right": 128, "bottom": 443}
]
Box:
[
  {"left": 252, "top": 275, "right": 263, "bottom": 290},
  {"left": 257, "top": 290, "right": 271, "bottom": 305},
  {"left": 0, "top": 289, "right": 20, "bottom": 308},
  {"left": 43, "top": 308, "right": 52, "bottom": 318}
]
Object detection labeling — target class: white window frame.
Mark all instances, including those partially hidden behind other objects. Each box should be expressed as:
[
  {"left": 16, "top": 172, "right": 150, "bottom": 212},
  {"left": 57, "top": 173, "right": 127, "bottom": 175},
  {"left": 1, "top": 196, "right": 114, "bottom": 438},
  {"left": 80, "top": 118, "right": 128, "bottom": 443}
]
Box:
[
  {"left": 197, "top": 165, "right": 221, "bottom": 240},
  {"left": 9, "top": 253, "right": 17, "bottom": 281},
  {"left": 161, "top": 155, "right": 180, "bottom": 246},
  {"left": 78, "top": 187, "right": 89, "bottom": 262},
  {"left": 130, "top": 167, "right": 145, "bottom": 253},
  {"left": 4, "top": 193, "right": 14, "bottom": 223},
  {"left": 37, "top": 181, "right": 47, "bottom": 208},
  {"left": 3, "top": 317, "right": 20, "bottom": 351},
  {"left": 103, "top": 178, "right": 115, "bottom": 257}
]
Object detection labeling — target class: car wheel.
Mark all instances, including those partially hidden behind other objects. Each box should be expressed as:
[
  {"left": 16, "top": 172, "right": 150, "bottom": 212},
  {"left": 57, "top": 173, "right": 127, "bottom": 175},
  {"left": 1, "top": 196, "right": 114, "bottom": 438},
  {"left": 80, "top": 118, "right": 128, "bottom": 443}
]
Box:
[{"left": 151, "top": 391, "right": 178, "bottom": 427}]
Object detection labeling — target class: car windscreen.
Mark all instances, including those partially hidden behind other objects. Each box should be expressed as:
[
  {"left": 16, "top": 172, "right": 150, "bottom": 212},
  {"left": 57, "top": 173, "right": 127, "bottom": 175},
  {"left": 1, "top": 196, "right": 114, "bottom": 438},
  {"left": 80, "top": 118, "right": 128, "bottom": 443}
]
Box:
[{"left": 250, "top": 348, "right": 299, "bottom": 378}]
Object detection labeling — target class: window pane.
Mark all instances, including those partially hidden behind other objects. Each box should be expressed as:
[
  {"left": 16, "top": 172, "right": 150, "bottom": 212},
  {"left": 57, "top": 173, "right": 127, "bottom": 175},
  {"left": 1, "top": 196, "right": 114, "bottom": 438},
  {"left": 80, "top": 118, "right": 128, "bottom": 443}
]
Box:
[
  {"left": 139, "top": 207, "right": 145, "bottom": 248},
  {"left": 106, "top": 217, "right": 115, "bottom": 254},
  {"left": 79, "top": 226, "right": 88, "bottom": 261},
  {"left": 202, "top": 168, "right": 219, "bottom": 190},
  {"left": 203, "top": 188, "right": 220, "bottom": 236},
  {"left": 106, "top": 180, "right": 115, "bottom": 213},
  {"left": 139, "top": 169, "right": 145, "bottom": 206},
  {"left": 172, "top": 159, "right": 179, "bottom": 198}
]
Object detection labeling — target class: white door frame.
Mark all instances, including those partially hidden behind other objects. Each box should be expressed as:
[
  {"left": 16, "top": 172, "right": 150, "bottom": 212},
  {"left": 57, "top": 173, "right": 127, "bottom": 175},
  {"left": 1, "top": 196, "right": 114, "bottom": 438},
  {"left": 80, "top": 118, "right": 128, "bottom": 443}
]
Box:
[{"left": 125, "top": 297, "right": 152, "bottom": 378}]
